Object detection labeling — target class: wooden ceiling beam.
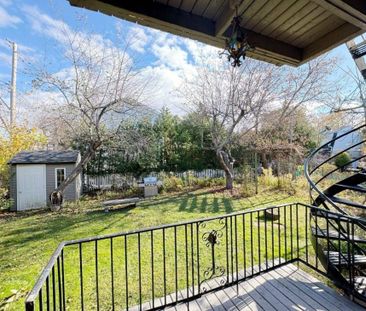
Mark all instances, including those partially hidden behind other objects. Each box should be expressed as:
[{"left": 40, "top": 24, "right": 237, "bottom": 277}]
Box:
[
  {"left": 69, "top": 0, "right": 302, "bottom": 64},
  {"left": 341, "top": 0, "right": 366, "bottom": 15},
  {"left": 302, "top": 22, "right": 364, "bottom": 62},
  {"left": 311, "top": 0, "right": 366, "bottom": 29},
  {"left": 69, "top": 0, "right": 216, "bottom": 36},
  {"left": 245, "top": 29, "right": 302, "bottom": 64}
]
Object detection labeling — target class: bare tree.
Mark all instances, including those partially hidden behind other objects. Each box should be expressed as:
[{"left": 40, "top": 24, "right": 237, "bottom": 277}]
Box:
[
  {"left": 329, "top": 66, "right": 366, "bottom": 125},
  {"left": 183, "top": 59, "right": 278, "bottom": 189},
  {"left": 32, "top": 27, "right": 152, "bottom": 206},
  {"left": 183, "top": 53, "right": 335, "bottom": 189}
]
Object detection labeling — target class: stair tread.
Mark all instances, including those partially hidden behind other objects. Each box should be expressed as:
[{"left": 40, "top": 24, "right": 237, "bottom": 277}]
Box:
[
  {"left": 336, "top": 184, "right": 366, "bottom": 193},
  {"left": 311, "top": 227, "right": 366, "bottom": 243},
  {"left": 329, "top": 196, "right": 366, "bottom": 209},
  {"left": 324, "top": 251, "right": 366, "bottom": 266},
  {"left": 354, "top": 277, "right": 366, "bottom": 295},
  {"left": 311, "top": 209, "right": 357, "bottom": 221}
]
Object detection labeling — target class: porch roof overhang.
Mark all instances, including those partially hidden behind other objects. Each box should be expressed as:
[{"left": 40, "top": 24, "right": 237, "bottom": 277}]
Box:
[{"left": 68, "top": 0, "right": 366, "bottom": 66}]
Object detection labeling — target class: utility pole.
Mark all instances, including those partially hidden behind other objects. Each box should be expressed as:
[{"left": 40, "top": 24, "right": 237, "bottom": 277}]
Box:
[{"left": 10, "top": 41, "right": 17, "bottom": 127}]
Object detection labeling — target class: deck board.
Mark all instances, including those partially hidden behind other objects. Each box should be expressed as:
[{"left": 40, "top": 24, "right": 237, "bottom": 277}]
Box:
[
  {"left": 284, "top": 264, "right": 361, "bottom": 310},
  {"left": 163, "top": 264, "right": 364, "bottom": 311},
  {"left": 269, "top": 268, "right": 340, "bottom": 311}
]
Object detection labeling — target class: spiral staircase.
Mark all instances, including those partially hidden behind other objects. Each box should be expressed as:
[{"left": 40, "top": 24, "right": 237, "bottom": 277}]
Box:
[{"left": 305, "top": 124, "right": 366, "bottom": 305}]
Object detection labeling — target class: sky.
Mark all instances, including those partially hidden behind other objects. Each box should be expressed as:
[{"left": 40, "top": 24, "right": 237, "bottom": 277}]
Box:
[{"left": 0, "top": 0, "right": 362, "bottom": 121}]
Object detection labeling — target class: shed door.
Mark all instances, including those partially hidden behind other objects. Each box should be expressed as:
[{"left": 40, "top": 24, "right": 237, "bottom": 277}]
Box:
[{"left": 17, "top": 164, "right": 47, "bottom": 210}]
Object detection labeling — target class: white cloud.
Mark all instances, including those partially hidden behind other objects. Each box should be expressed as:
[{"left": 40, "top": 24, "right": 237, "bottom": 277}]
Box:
[
  {"left": 22, "top": 4, "right": 129, "bottom": 65},
  {"left": 0, "top": 51, "right": 11, "bottom": 65},
  {"left": 19, "top": 5, "right": 221, "bottom": 116},
  {"left": 0, "top": 39, "right": 9, "bottom": 49},
  {"left": 21, "top": 4, "right": 71, "bottom": 43},
  {"left": 138, "top": 64, "right": 186, "bottom": 114},
  {"left": 0, "top": 39, "right": 37, "bottom": 75},
  {"left": 0, "top": 6, "right": 22, "bottom": 28},
  {"left": 20, "top": 88, "right": 68, "bottom": 124},
  {"left": 182, "top": 37, "right": 220, "bottom": 63},
  {"left": 0, "top": 72, "right": 9, "bottom": 80},
  {"left": 127, "top": 26, "right": 148, "bottom": 53},
  {"left": 151, "top": 42, "right": 188, "bottom": 69},
  {"left": 0, "top": 39, "right": 34, "bottom": 53}
]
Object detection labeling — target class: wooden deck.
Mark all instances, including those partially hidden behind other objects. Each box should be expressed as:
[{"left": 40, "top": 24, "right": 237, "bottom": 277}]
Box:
[{"left": 165, "top": 264, "right": 363, "bottom": 311}]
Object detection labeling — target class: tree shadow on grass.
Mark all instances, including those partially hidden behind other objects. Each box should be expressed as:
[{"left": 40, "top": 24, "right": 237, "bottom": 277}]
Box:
[
  {"left": 241, "top": 191, "right": 292, "bottom": 209},
  {"left": 175, "top": 195, "right": 234, "bottom": 214},
  {"left": 139, "top": 188, "right": 225, "bottom": 209},
  {"left": 222, "top": 198, "right": 233, "bottom": 213},
  {"left": 0, "top": 208, "right": 133, "bottom": 248},
  {"left": 212, "top": 197, "right": 220, "bottom": 213},
  {"left": 188, "top": 196, "right": 198, "bottom": 212},
  {"left": 178, "top": 197, "right": 189, "bottom": 211},
  {"left": 140, "top": 192, "right": 190, "bottom": 209},
  {"left": 200, "top": 197, "right": 207, "bottom": 213}
]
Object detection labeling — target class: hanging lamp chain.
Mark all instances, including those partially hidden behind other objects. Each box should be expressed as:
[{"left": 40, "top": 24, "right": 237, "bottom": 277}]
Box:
[{"left": 219, "top": 3, "right": 253, "bottom": 67}]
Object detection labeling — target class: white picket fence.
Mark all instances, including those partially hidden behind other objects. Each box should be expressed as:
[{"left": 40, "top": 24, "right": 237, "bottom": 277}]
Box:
[
  {"left": 85, "top": 174, "right": 137, "bottom": 190},
  {"left": 85, "top": 169, "right": 226, "bottom": 190}
]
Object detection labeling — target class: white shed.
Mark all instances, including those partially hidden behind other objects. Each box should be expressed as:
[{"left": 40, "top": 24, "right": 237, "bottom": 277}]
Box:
[{"left": 8, "top": 150, "right": 82, "bottom": 211}]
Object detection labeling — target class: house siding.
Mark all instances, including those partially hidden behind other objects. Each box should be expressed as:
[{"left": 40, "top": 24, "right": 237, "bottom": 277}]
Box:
[
  {"left": 9, "top": 165, "right": 16, "bottom": 211},
  {"left": 46, "top": 164, "right": 77, "bottom": 202},
  {"left": 9, "top": 161, "right": 82, "bottom": 211},
  {"left": 74, "top": 153, "right": 82, "bottom": 199}
]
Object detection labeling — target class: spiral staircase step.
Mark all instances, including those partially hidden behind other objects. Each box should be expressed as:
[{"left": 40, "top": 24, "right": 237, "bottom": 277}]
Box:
[
  {"left": 311, "top": 209, "right": 361, "bottom": 221},
  {"left": 306, "top": 124, "right": 366, "bottom": 306},
  {"left": 325, "top": 251, "right": 366, "bottom": 267},
  {"left": 311, "top": 227, "right": 366, "bottom": 244},
  {"left": 322, "top": 173, "right": 366, "bottom": 195},
  {"left": 328, "top": 196, "right": 366, "bottom": 209},
  {"left": 354, "top": 277, "right": 366, "bottom": 295},
  {"left": 333, "top": 184, "right": 366, "bottom": 194}
]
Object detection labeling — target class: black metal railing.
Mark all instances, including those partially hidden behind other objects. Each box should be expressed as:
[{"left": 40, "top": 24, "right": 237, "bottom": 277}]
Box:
[
  {"left": 304, "top": 123, "right": 366, "bottom": 214},
  {"left": 310, "top": 206, "right": 366, "bottom": 300},
  {"left": 303, "top": 124, "right": 366, "bottom": 305},
  {"left": 25, "top": 203, "right": 366, "bottom": 310},
  {"left": 27, "top": 203, "right": 321, "bottom": 311}
]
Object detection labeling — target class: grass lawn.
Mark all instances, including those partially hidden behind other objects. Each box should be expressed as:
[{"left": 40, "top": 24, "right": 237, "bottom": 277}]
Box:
[{"left": 0, "top": 187, "right": 307, "bottom": 310}]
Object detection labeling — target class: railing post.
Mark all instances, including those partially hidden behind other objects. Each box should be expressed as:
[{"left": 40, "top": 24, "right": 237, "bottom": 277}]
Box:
[
  {"left": 305, "top": 204, "right": 308, "bottom": 263},
  {"left": 351, "top": 221, "right": 355, "bottom": 290},
  {"left": 25, "top": 302, "right": 34, "bottom": 311},
  {"left": 347, "top": 220, "right": 352, "bottom": 285}
]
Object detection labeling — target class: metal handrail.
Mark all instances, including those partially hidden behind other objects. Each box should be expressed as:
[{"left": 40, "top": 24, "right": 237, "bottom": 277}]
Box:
[
  {"left": 314, "top": 154, "right": 366, "bottom": 186},
  {"left": 307, "top": 123, "right": 365, "bottom": 167},
  {"left": 304, "top": 124, "right": 366, "bottom": 213},
  {"left": 301, "top": 202, "right": 366, "bottom": 225},
  {"left": 25, "top": 202, "right": 307, "bottom": 310},
  {"left": 310, "top": 138, "right": 366, "bottom": 175},
  {"left": 25, "top": 242, "right": 65, "bottom": 309},
  {"left": 25, "top": 202, "right": 366, "bottom": 310}
]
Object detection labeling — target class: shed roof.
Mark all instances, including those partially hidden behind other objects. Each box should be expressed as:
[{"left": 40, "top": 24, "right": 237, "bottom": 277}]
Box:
[
  {"left": 9, "top": 150, "right": 80, "bottom": 164},
  {"left": 67, "top": 0, "right": 366, "bottom": 66}
]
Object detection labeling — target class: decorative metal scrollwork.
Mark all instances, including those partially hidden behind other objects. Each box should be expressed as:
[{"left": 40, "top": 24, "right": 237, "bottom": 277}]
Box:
[{"left": 199, "top": 218, "right": 227, "bottom": 292}]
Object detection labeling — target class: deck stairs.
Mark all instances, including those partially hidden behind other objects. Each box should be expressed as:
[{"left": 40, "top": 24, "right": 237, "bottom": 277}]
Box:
[{"left": 305, "top": 124, "right": 366, "bottom": 305}]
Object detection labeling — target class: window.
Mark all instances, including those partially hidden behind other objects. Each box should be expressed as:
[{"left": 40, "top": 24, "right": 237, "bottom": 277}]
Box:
[{"left": 55, "top": 168, "right": 66, "bottom": 188}]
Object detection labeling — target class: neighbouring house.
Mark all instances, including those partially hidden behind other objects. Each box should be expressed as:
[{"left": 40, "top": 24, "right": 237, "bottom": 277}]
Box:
[
  {"left": 322, "top": 126, "right": 363, "bottom": 168},
  {"left": 8, "top": 150, "right": 82, "bottom": 211}
]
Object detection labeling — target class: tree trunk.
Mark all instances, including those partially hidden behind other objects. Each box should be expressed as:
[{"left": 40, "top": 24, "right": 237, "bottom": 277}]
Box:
[
  {"left": 216, "top": 149, "right": 234, "bottom": 190},
  {"left": 50, "top": 140, "right": 102, "bottom": 208},
  {"left": 225, "top": 170, "right": 233, "bottom": 189}
]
